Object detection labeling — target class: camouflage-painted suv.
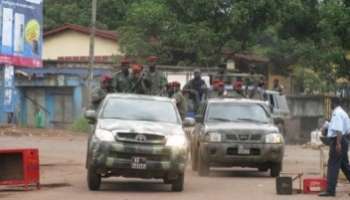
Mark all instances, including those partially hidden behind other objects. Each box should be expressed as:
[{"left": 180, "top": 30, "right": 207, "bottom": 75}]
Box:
[
  {"left": 85, "top": 94, "right": 191, "bottom": 192},
  {"left": 190, "top": 98, "right": 284, "bottom": 177}
]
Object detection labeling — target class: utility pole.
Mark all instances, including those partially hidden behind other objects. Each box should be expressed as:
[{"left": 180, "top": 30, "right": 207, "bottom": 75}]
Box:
[{"left": 87, "top": 0, "right": 97, "bottom": 106}]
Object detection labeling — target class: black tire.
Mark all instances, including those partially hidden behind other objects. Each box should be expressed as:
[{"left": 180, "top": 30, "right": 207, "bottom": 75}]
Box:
[
  {"left": 191, "top": 147, "right": 198, "bottom": 171},
  {"left": 171, "top": 173, "right": 184, "bottom": 192},
  {"left": 198, "top": 149, "right": 209, "bottom": 176},
  {"left": 87, "top": 166, "right": 101, "bottom": 191},
  {"left": 258, "top": 167, "right": 268, "bottom": 172},
  {"left": 163, "top": 176, "right": 171, "bottom": 184},
  {"left": 270, "top": 163, "right": 281, "bottom": 177}
]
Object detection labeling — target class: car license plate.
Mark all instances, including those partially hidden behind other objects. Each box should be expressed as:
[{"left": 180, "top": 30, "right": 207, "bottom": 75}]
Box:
[
  {"left": 238, "top": 145, "right": 250, "bottom": 155},
  {"left": 131, "top": 157, "right": 147, "bottom": 170}
]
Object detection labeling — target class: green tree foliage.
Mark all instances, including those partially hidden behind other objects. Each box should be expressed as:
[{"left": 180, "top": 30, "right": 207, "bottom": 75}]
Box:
[
  {"left": 44, "top": 0, "right": 138, "bottom": 30},
  {"left": 44, "top": 0, "right": 91, "bottom": 30},
  {"left": 118, "top": 0, "right": 286, "bottom": 66},
  {"left": 45, "top": 0, "right": 350, "bottom": 89}
]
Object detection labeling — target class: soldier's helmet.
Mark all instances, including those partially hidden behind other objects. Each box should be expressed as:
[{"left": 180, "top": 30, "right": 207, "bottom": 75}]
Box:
[
  {"left": 212, "top": 79, "right": 223, "bottom": 90},
  {"left": 147, "top": 56, "right": 159, "bottom": 63},
  {"left": 167, "top": 81, "right": 181, "bottom": 89},
  {"left": 131, "top": 64, "right": 143, "bottom": 74},
  {"left": 101, "top": 74, "right": 112, "bottom": 83},
  {"left": 173, "top": 81, "right": 181, "bottom": 89},
  {"left": 121, "top": 59, "right": 130, "bottom": 66}
]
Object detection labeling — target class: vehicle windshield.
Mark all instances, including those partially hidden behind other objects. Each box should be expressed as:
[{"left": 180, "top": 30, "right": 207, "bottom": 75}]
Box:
[
  {"left": 101, "top": 98, "right": 179, "bottom": 124},
  {"left": 206, "top": 103, "right": 270, "bottom": 123}
]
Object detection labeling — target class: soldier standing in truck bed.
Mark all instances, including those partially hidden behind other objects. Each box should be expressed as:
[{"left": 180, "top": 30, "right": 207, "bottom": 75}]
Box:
[
  {"left": 130, "top": 64, "right": 147, "bottom": 94},
  {"left": 183, "top": 69, "right": 208, "bottom": 112},
  {"left": 91, "top": 75, "right": 113, "bottom": 110},
  {"left": 144, "top": 56, "right": 167, "bottom": 96},
  {"left": 170, "top": 81, "right": 187, "bottom": 120},
  {"left": 208, "top": 80, "right": 225, "bottom": 98},
  {"left": 112, "top": 59, "right": 132, "bottom": 93}
]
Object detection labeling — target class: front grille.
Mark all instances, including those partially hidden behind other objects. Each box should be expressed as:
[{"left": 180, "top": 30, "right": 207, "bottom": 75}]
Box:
[
  {"left": 250, "top": 134, "right": 262, "bottom": 141},
  {"left": 238, "top": 134, "right": 249, "bottom": 141},
  {"left": 116, "top": 132, "right": 166, "bottom": 144},
  {"left": 225, "top": 132, "right": 262, "bottom": 142},
  {"left": 226, "top": 148, "right": 261, "bottom": 156},
  {"left": 109, "top": 148, "right": 171, "bottom": 162},
  {"left": 110, "top": 151, "right": 170, "bottom": 162},
  {"left": 226, "top": 134, "right": 238, "bottom": 141}
]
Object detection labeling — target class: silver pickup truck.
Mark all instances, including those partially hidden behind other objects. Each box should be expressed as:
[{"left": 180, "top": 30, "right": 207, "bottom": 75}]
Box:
[
  {"left": 85, "top": 94, "right": 191, "bottom": 192},
  {"left": 190, "top": 98, "right": 285, "bottom": 177}
]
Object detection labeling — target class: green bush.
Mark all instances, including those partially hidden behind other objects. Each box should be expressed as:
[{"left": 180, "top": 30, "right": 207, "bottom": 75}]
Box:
[{"left": 71, "top": 117, "right": 90, "bottom": 133}]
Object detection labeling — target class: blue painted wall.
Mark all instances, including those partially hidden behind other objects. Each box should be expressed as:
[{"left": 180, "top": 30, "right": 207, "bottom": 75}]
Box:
[
  {"left": 2, "top": 67, "right": 106, "bottom": 126},
  {"left": 45, "top": 91, "right": 54, "bottom": 128},
  {"left": 0, "top": 67, "right": 4, "bottom": 123}
]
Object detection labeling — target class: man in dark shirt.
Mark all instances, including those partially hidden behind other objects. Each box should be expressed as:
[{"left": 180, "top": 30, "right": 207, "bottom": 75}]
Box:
[{"left": 184, "top": 69, "right": 208, "bottom": 112}]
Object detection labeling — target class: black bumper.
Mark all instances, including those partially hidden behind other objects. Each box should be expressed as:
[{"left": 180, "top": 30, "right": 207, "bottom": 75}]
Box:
[
  {"left": 89, "top": 141, "right": 187, "bottom": 177},
  {"left": 200, "top": 142, "right": 284, "bottom": 167}
]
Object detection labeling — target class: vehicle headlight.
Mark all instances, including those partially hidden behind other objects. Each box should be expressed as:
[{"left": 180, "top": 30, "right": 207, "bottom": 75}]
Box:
[
  {"left": 95, "top": 129, "right": 115, "bottom": 142},
  {"left": 166, "top": 135, "right": 187, "bottom": 148},
  {"left": 207, "top": 132, "right": 222, "bottom": 142},
  {"left": 265, "top": 133, "right": 284, "bottom": 144}
]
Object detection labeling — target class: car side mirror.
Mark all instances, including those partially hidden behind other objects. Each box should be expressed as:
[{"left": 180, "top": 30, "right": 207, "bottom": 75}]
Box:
[
  {"left": 85, "top": 110, "right": 97, "bottom": 124},
  {"left": 195, "top": 115, "right": 204, "bottom": 123},
  {"left": 183, "top": 117, "right": 196, "bottom": 127}
]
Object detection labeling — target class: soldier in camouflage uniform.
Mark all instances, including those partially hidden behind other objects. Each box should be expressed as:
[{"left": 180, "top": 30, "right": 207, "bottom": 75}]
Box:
[
  {"left": 208, "top": 80, "right": 225, "bottom": 98},
  {"left": 91, "top": 75, "right": 113, "bottom": 110},
  {"left": 183, "top": 69, "right": 208, "bottom": 112},
  {"left": 170, "top": 82, "right": 187, "bottom": 119},
  {"left": 112, "top": 60, "right": 132, "bottom": 93},
  {"left": 144, "top": 56, "right": 167, "bottom": 96},
  {"left": 233, "top": 77, "right": 244, "bottom": 96},
  {"left": 130, "top": 64, "right": 147, "bottom": 94}
]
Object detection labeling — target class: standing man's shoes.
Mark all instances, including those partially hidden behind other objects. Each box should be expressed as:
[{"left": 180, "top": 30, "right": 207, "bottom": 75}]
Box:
[{"left": 319, "top": 192, "right": 335, "bottom": 197}]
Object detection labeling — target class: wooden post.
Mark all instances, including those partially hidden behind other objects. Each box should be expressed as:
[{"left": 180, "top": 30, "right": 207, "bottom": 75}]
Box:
[{"left": 87, "top": 0, "right": 97, "bottom": 106}]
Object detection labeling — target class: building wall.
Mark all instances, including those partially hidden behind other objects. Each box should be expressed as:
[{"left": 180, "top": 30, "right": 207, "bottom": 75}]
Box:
[
  {"left": 16, "top": 74, "right": 84, "bottom": 128},
  {"left": 0, "top": 68, "right": 4, "bottom": 123},
  {"left": 43, "top": 30, "right": 123, "bottom": 60}
]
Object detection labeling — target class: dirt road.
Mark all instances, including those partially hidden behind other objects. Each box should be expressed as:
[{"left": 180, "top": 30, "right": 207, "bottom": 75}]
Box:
[{"left": 0, "top": 132, "right": 349, "bottom": 200}]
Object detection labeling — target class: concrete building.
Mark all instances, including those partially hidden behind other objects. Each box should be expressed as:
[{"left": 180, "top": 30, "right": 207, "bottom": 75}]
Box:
[
  {"left": 43, "top": 23, "right": 122, "bottom": 62},
  {"left": 0, "top": 24, "right": 121, "bottom": 128}
]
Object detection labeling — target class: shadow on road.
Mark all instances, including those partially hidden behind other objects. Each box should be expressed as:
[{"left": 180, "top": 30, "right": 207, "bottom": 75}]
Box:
[
  {"left": 0, "top": 182, "right": 71, "bottom": 193},
  {"left": 208, "top": 168, "right": 271, "bottom": 178},
  {"left": 100, "top": 180, "right": 172, "bottom": 193}
]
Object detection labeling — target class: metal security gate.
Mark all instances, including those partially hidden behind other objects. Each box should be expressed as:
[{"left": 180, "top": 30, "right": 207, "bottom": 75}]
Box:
[
  {"left": 23, "top": 87, "right": 74, "bottom": 128},
  {"left": 50, "top": 88, "right": 74, "bottom": 129},
  {"left": 25, "top": 88, "right": 46, "bottom": 127}
]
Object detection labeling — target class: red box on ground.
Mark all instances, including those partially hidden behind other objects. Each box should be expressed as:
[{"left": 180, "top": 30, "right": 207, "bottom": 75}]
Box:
[
  {"left": 0, "top": 149, "right": 40, "bottom": 190},
  {"left": 303, "top": 178, "right": 327, "bottom": 194}
]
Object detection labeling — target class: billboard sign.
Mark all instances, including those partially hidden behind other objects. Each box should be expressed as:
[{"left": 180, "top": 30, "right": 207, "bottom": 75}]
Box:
[
  {"left": 0, "top": 0, "right": 43, "bottom": 68},
  {"left": 3, "top": 64, "right": 15, "bottom": 112}
]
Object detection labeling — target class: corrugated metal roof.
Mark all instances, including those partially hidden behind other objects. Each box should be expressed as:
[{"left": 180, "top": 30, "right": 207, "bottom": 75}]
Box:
[
  {"left": 44, "top": 23, "right": 118, "bottom": 41},
  {"left": 16, "top": 67, "right": 111, "bottom": 78}
]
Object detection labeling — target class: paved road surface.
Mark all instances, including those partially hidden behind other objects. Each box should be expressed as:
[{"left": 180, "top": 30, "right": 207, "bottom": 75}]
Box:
[{"left": 0, "top": 134, "right": 349, "bottom": 200}]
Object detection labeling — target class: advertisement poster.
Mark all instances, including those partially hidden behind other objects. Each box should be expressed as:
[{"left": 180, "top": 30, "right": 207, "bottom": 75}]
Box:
[
  {"left": 3, "top": 64, "right": 15, "bottom": 112},
  {"left": 0, "top": 0, "right": 43, "bottom": 68}
]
